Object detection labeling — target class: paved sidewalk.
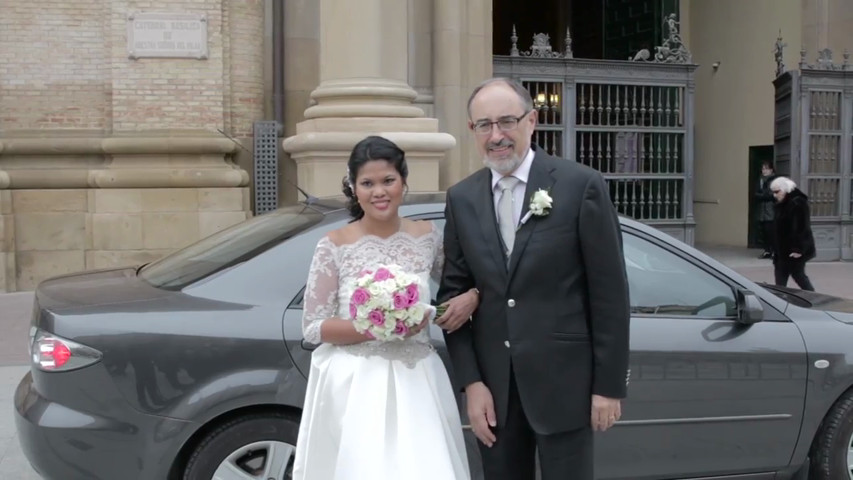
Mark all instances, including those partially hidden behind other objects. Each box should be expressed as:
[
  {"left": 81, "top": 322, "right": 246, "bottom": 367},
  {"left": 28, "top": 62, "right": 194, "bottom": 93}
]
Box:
[
  {"left": 0, "top": 366, "right": 39, "bottom": 480},
  {"left": 698, "top": 243, "right": 853, "bottom": 299},
  {"left": 0, "top": 293, "right": 39, "bottom": 479}
]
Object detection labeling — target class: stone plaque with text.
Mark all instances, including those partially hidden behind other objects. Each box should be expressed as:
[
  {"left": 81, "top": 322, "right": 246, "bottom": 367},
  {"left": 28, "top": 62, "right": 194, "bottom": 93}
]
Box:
[{"left": 127, "top": 12, "right": 208, "bottom": 60}]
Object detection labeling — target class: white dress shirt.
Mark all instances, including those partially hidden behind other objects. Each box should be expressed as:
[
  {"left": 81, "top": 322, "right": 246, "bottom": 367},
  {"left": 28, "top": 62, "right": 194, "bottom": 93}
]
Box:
[{"left": 490, "top": 148, "right": 535, "bottom": 227}]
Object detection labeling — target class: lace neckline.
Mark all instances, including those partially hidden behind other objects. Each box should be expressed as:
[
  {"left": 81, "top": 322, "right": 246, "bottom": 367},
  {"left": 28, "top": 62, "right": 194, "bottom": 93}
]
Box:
[{"left": 328, "top": 222, "right": 438, "bottom": 249}]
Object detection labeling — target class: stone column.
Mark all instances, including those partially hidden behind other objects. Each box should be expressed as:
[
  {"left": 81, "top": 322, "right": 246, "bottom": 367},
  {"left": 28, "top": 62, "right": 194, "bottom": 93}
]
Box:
[
  {"left": 409, "top": 0, "right": 435, "bottom": 118},
  {"left": 283, "top": 0, "right": 454, "bottom": 197},
  {"left": 282, "top": 0, "right": 321, "bottom": 204},
  {"left": 433, "top": 0, "right": 492, "bottom": 187}
]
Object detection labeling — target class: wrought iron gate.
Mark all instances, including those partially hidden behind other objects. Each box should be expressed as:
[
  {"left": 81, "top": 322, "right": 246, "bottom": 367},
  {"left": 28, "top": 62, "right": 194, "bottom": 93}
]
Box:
[
  {"left": 494, "top": 22, "right": 697, "bottom": 243},
  {"left": 773, "top": 48, "right": 853, "bottom": 260}
]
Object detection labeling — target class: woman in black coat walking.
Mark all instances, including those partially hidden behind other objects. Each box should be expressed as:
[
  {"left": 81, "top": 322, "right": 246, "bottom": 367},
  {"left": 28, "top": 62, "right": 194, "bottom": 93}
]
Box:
[{"left": 770, "top": 176, "right": 816, "bottom": 291}]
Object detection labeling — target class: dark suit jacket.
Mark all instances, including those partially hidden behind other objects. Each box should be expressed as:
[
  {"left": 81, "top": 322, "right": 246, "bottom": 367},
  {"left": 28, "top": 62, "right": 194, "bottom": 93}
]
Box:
[{"left": 438, "top": 146, "right": 630, "bottom": 435}]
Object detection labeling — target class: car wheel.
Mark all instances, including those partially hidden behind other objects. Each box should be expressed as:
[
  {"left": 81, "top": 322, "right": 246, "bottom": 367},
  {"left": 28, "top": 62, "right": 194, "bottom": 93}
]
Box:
[
  {"left": 183, "top": 413, "right": 299, "bottom": 480},
  {"left": 810, "top": 390, "right": 853, "bottom": 480}
]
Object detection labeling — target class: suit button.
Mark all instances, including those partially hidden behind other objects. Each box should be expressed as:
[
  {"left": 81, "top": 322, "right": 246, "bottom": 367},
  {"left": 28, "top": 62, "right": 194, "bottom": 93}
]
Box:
[
  {"left": 504, "top": 341, "right": 510, "bottom": 348},
  {"left": 507, "top": 299, "right": 516, "bottom": 307}
]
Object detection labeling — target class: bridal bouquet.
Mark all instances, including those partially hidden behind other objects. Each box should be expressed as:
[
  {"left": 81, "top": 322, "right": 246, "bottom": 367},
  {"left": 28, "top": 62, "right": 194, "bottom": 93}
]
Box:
[{"left": 349, "top": 264, "right": 431, "bottom": 341}]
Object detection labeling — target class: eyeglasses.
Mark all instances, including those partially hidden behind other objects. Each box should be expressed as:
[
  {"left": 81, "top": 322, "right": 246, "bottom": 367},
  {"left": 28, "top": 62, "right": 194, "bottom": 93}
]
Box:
[{"left": 471, "top": 110, "right": 532, "bottom": 135}]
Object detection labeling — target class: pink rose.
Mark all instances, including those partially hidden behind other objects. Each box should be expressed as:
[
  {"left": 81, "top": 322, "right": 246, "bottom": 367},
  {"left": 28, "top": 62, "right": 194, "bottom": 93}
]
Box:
[
  {"left": 349, "top": 303, "right": 357, "bottom": 319},
  {"left": 350, "top": 287, "right": 370, "bottom": 306},
  {"left": 393, "top": 321, "right": 409, "bottom": 336},
  {"left": 373, "top": 268, "right": 394, "bottom": 282},
  {"left": 358, "top": 269, "right": 374, "bottom": 278},
  {"left": 405, "top": 283, "right": 419, "bottom": 306},
  {"left": 368, "top": 309, "right": 385, "bottom": 326},
  {"left": 364, "top": 330, "right": 375, "bottom": 340},
  {"left": 393, "top": 292, "right": 409, "bottom": 310}
]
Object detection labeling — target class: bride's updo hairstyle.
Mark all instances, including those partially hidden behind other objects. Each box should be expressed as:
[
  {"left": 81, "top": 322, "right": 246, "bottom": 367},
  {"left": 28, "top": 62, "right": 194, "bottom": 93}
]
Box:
[{"left": 342, "top": 135, "right": 409, "bottom": 221}]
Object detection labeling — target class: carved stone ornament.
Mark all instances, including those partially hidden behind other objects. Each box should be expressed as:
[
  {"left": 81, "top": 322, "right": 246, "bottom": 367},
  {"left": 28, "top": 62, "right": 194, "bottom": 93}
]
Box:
[
  {"left": 509, "top": 25, "right": 573, "bottom": 59},
  {"left": 631, "top": 13, "right": 692, "bottom": 64},
  {"left": 774, "top": 30, "right": 786, "bottom": 77},
  {"left": 799, "top": 47, "right": 853, "bottom": 71}
]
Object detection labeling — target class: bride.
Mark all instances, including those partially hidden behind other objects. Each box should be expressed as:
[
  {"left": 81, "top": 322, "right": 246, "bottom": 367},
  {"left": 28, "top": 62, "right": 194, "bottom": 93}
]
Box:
[{"left": 293, "top": 135, "right": 479, "bottom": 479}]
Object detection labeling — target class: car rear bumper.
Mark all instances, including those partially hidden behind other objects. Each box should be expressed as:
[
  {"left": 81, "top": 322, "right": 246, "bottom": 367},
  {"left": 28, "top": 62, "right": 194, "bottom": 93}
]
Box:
[{"left": 14, "top": 370, "right": 193, "bottom": 480}]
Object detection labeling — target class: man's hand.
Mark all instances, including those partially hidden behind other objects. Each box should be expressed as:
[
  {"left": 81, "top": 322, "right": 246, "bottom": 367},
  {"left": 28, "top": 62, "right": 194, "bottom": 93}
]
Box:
[
  {"left": 591, "top": 394, "right": 621, "bottom": 432},
  {"left": 435, "top": 288, "right": 479, "bottom": 333},
  {"left": 466, "top": 382, "right": 497, "bottom": 447},
  {"left": 789, "top": 252, "right": 802, "bottom": 259}
]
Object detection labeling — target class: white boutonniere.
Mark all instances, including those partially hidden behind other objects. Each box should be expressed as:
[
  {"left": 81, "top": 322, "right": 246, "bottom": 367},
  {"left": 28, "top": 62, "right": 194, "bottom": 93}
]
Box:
[{"left": 519, "top": 189, "right": 553, "bottom": 228}]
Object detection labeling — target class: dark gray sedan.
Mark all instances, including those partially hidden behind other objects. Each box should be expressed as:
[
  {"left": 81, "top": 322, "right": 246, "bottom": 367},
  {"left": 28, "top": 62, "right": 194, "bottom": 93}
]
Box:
[{"left": 14, "top": 194, "right": 853, "bottom": 480}]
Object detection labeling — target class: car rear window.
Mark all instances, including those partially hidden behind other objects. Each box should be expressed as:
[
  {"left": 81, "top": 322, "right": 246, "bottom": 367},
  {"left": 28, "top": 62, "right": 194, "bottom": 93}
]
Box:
[{"left": 139, "top": 204, "right": 324, "bottom": 290}]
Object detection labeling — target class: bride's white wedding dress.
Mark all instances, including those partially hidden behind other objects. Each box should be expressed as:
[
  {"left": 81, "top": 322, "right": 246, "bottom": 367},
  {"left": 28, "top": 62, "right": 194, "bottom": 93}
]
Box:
[{"left": 293, "top": 222, "right": 470, "bottom": 480}]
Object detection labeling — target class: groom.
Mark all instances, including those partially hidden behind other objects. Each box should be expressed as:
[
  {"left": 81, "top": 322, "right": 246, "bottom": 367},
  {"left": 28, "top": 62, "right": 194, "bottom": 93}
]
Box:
[{"left": 437, "top": 77, "right": 630, "bottom": 479}]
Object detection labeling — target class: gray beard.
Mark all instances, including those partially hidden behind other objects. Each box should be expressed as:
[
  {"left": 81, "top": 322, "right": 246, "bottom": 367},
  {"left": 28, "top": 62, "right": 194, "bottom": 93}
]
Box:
[{"left": 483, "top": 152, "right": 523, "bottom": 175}]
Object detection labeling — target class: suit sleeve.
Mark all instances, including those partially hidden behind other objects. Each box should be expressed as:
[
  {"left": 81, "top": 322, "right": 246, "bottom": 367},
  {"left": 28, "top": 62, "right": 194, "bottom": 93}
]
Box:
[
  {"left": 579, "top": 173, "right": 631, "bottom": 399},
  {"left": 438, "top": 192, "right": 482, "bottom": 388}
]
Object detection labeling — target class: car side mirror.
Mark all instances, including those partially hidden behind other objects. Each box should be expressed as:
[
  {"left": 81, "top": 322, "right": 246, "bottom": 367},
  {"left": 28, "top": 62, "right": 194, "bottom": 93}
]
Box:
[{"left": 737, "top": 289, "right": 764, "bottom": 324}]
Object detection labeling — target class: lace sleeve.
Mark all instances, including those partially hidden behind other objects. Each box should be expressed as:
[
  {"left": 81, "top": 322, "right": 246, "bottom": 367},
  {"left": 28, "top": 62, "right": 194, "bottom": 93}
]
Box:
[
  {"left": 302, "top": 236, "right": 339, "bottom": 345},
  {"left": 430, "top": 221, "right": 445, "bottom": 284}
]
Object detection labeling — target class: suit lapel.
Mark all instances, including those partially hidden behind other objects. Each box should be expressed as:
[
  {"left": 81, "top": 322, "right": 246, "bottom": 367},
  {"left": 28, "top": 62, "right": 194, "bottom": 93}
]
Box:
[
  {"left": 473, "top": 169, "right": 509, "bottom": 281},
  {"left": 507, "top": 151, "right": 556, "bottom": 281}
]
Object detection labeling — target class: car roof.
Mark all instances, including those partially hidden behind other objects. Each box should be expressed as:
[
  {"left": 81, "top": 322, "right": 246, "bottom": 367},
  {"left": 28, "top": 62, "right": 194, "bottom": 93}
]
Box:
[{"left": 304, "top": 191, "right": 651, "bottom": 233}]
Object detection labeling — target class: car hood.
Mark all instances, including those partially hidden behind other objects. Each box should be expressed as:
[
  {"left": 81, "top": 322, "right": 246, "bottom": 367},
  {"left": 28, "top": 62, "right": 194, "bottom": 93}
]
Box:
[{"left": 36, "top": 267, "right": 170, "bottom": 313}]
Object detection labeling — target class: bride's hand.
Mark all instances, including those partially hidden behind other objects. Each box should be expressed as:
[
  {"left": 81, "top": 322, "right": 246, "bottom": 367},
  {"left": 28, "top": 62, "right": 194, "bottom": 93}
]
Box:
[
  {"left": 435, "top": 288, "right": 479, "bottom": 333},
  {"left": 403, "top": 311, "right": 431, "bottom": 338}
]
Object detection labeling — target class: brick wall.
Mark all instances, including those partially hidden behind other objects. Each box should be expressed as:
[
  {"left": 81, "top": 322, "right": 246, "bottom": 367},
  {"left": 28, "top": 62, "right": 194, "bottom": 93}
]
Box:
[
  {"left": 0, "top": 0, "right": 265, "bottom": 136},
  {"left": 227, "top": 0, "right": 265, "bottom": 138},
  {"left": 0, "top": 1, "right": 108, "bottom": 130},
  {"left": 110, "top": 0, "right": 226, "bottom": 132}
]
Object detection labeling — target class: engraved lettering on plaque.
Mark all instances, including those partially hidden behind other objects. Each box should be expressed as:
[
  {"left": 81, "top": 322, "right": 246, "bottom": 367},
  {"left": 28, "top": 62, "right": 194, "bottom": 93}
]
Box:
[{"left": 126, "top": 12, "right": 208, "bottom": 60}]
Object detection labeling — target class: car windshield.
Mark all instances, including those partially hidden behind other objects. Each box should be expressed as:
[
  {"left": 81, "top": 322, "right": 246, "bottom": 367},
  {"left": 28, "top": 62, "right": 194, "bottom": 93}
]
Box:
[{"left": 139, "top": 204, "right": 324, "bottom": 290}]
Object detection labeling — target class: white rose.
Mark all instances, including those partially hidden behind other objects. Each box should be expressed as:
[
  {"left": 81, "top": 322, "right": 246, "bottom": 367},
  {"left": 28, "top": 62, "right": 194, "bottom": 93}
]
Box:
[{"left": 529, "top": 189, "right": 553, "bottom": 216}]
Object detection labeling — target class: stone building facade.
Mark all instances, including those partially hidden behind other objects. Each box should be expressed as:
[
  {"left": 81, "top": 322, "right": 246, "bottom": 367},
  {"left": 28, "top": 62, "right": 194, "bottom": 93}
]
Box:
[
  {"left": 2, "top": 0, "right": 853, "bottom": 291},
  {"left": 0, "top": 1, "right": 264, "bottom": 291}
]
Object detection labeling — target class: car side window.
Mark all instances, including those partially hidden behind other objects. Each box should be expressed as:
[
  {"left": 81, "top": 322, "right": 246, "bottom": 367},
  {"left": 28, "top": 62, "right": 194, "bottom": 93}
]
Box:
[
  {"left": 624, "top": 233, "right": 737, "bottom": 317},
  {"left": 427, "top": 218, "right": 446, "bottom": 298},
  {"left": 290, "top": 288, "right": 305, "bottom": 309}
]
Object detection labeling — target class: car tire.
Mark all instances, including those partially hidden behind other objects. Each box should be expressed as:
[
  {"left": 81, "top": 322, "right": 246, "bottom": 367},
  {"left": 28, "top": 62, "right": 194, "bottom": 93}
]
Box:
[
  {"left": 810, "top": 389, "right": 853, "bottom": 480},
  {"left": 183, "top": 412, "right": 300, "bottom": 480}
]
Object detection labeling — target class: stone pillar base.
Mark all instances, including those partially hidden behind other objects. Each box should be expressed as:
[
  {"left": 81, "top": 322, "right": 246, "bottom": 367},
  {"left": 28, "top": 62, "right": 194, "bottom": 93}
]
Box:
[
  {"left": 0, "top": 133, "right": 252, "bottom": 292},
  {"left": 7, "top": 187, "right": 250, "bottom": 292},
  {"left": 283, "top": 119, "right": 455, "bottom": 197}
]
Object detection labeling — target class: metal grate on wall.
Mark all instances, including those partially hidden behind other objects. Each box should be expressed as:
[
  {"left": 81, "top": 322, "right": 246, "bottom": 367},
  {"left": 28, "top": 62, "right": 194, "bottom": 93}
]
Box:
[{"left": 253, "top": 121, "right": 280, "bottom": 214}]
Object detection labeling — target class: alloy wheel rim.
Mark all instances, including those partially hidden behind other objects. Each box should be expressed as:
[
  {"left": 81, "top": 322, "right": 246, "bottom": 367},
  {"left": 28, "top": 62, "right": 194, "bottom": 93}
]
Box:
[
  {"left": 848, "top": 430, "right": 853, "bottom": 480},
  {"left": 213, "top": 440, "right": 295, "bottom": 480}
]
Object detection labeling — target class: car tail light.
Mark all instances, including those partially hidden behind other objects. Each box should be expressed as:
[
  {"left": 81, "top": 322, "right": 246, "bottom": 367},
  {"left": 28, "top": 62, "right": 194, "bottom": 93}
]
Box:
[{"left": 31, "top": 330, "right": 102, "bottom": 372}]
